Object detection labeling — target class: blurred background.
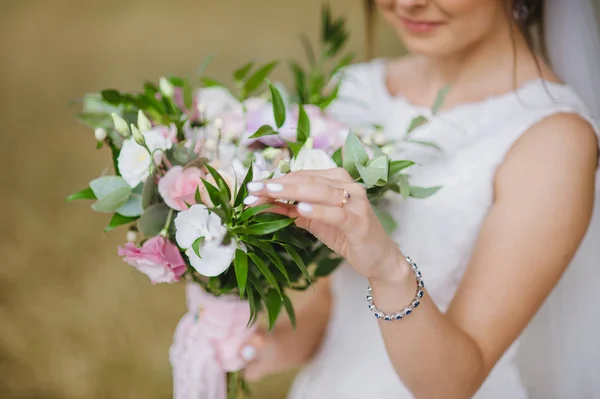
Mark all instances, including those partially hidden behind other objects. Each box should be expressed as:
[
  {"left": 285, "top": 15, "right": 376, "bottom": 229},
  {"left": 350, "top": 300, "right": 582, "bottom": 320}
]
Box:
[{"left": 0, "top": 1, "right": 405, "bottom": 398}]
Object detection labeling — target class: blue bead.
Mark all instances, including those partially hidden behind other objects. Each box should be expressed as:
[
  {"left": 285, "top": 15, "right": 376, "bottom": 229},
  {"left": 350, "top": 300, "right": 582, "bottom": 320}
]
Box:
[
  {"left": 395, "top": 314, "right": 403, "bottom": 320},
  {"left": 384, "top": 316, "right": 391, "bottom": 321},
  {"left": 405, "top": 309, "right": 412, "bottom": 315},
  {"left": 419, "top": 280, "right": 425, "bottom": 288},
  {"left": 375, "top": 313, "right": 381, "bottom": 318},
  {"left": 418, "top": 290, "right": 424, "bottom": 298},
  {"left": 417, "top": 271, "right": 422, "bottom": 277},
  {"left": 413, "top": 301, "right": 420, "bottom": 307}
]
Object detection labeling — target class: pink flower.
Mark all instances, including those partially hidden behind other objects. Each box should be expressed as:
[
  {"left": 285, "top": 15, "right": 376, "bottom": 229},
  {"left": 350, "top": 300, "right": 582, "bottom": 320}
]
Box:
[
  {"left": 118, "top": 236, "right": 186, "bottom": 284},
  {"left": 158, "top": 166, "right": 204, "bottom": 211}
]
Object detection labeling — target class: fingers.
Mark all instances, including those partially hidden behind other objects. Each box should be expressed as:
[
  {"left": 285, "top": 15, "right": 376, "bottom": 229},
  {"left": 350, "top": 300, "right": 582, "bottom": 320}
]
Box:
[
  {"left": 241, "top": 333, "right": 268, "bottom": 382},
  {"left": 295, "top": 202, "right": 360, "bottom": 230}
]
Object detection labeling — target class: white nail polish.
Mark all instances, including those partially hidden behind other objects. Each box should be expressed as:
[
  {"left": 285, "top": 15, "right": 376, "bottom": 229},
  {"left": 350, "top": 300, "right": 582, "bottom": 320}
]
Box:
[
  {"left": 266, "top": 183, "right": 284, "bottom": 192},
  {"left": 243, "top": 195, "right": 259, "bottom": 205},
  {"left": 241, "top": 345, "right": 257, "bottom": 361},
  {"left": 297, "top": 202, "right": 313, "bottom": 214},
  {"left": 247, "top": 182, "right": 265, "bottom": 192}
]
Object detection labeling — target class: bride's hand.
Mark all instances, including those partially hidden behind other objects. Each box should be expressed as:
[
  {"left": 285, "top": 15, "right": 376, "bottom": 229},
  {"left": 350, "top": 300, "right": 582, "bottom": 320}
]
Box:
[{"left": 243, "top": 168, "right": 404, "bottom": 281}]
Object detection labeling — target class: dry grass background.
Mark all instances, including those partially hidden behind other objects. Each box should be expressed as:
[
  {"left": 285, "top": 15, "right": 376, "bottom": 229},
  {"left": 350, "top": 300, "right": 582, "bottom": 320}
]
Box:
[{"left": 0, "top": 1, "right": 402, "bottom": 398}]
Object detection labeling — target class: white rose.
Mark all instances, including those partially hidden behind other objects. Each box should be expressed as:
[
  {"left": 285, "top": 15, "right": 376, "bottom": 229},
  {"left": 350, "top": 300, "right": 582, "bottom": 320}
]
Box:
[
  {"left": 117, "top": 129, "right": 173, "bottom": 187},
  {"left": 174, "top": 205, "right": 236, "bottom": 277},
  {"left": 290, "top": 144, "right": 337, "bottom": 172}
]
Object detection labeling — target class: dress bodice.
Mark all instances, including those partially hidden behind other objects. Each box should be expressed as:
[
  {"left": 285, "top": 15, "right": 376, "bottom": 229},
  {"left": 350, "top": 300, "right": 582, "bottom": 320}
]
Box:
[{"left": 288, "top": 59, "right": 598, "bottom": 399}]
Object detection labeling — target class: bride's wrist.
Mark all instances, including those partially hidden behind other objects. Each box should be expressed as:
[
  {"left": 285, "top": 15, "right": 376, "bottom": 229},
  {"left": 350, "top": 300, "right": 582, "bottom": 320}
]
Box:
[{"left": 368, "top": 248, "right": 413, "bottom": 289}]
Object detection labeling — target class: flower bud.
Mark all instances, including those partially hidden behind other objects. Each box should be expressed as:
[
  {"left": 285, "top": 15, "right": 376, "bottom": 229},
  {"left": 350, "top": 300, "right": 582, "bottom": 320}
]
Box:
[
  {"left": 126, "top": 230, "right": 138, "bottom": 242},
  {"left": 262, "top": 147, "right": 283, "bottom": 160},
  {"left": 278, "top": 159, "right": 291, "bottom": 174},
  {"left": 112, "top": 113, "right": 130, "bottom": 137},
  {"left": 159, "top": 77, "right": 175, "bottom": 98},
  {"left": 381, "top": 144, "right": 394, "bottom": 155},
  {"left": 94, "top": 127, "right": 107, "bottom": 141},
  {"left": 130, "top": 124, "right": 146, "bottom": 146},
  {"left": 197, "top": 103, "right": 205, "bottom": 116},
  {"left": 137, "top": 110, "right": 152, "bottom": 132},
  {"left": 204, "top": 138, "right": 217, "bottom": 151},
  {"left": 214, "top": 118, "right": 224, "bottom": 130},
  {"left": 373, "top": 133, "right": 386, "bottom": 146}
]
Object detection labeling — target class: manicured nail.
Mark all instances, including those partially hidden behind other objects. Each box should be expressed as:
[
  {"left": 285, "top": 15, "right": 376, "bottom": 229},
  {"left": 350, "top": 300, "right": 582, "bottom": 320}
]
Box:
[
  {"left": 241, "top": 345, "right": 257, "bottom": 361},
  {"left": 266, "top": 183, "right": 284, "bottom": 192},
  {"left": 297, "top": 202, "right": 313, "bottom": 214},
  {"left": 243, "top": 195, "right": 259, "bottom": 205},
  {"left": 247, "top": 182, "right": 264, "bottom": 192}
]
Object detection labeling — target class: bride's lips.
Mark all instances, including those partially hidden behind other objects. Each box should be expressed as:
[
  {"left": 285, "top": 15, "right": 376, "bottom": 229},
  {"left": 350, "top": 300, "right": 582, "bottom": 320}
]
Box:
[{"left": 398, "top": 16, "right": 445, "bottom": 33}]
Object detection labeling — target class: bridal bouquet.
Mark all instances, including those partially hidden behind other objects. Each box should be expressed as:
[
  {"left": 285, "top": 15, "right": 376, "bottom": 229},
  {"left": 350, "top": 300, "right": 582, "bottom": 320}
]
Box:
[{"left": 68, "top": 7, "right": 437, "bottom": 399}]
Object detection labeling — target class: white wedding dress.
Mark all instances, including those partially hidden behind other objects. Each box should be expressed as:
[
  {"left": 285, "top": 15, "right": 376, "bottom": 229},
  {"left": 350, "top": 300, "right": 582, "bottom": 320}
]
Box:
[{"left": 288, "top": 59, "right": 600, "bottom": 399}]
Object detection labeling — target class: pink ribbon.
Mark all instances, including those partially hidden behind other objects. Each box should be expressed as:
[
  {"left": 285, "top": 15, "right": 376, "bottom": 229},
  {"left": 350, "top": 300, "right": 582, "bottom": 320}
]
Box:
[{"left": 170, "top": 283, "right": 257, "bottom": 399}]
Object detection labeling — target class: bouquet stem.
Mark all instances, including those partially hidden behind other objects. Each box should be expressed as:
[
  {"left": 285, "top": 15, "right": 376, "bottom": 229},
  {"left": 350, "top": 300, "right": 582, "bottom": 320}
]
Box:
[{"left": 227, "top": 371, "right": 245, "bottom": 399}]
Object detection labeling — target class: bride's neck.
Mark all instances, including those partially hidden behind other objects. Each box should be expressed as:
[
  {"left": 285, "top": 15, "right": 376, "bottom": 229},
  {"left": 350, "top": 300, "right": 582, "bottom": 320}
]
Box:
[{"left": 418, "top": 24, "right": 534, "bottom": 93}]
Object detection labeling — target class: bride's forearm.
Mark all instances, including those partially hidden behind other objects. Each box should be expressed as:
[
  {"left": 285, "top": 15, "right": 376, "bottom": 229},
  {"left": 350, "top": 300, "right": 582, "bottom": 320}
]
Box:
[{"left": 369, "top": 257, "right": 486, "bottom": 399}]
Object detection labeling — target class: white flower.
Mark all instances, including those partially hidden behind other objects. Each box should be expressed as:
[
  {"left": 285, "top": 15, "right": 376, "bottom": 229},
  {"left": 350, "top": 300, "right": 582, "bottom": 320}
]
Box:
[
  {"left": 117, "top": 128, "right": 173, "bottom": 187},
  {"left": 159, "top": 77, "right": 175, "bottom": 98},
  {"left": 174, "top": 205, "right": 236, "bottom": 277},
  {"left": 195, "top": 86, "right": 244, "bottom": 121},
  {"left": 111, "top": 113, "right": 130, "bottom": 137},
  {"left": 137, "top": 110, "right": 153, "bottom": 132},
  {"left": 94, "top": 128, "right": 107, "bottom": 141},
  {"left": 290, "top": 140, "right": 337, "bottom": 172}
]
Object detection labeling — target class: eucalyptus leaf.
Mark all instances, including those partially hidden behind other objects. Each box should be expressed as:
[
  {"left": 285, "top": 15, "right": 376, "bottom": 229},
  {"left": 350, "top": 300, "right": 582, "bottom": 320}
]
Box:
[
  {"left": 142, "top": 173, "right": 157, "bottom": 209},
  {"left": 137, "top": 203, "right": 170, "bottom": 236},
  {"left": 116, "top": 193, "right": 143, "bottom": 217},
  {"left": 342, "top": 131, "right": 369, "bottom": 178},
  {"left": 331, "top": 148, "right": 342, "bottom": 167},
  {"left": 76, "top": 112, "right": 113, "bottom": 129},
  {"left": 397, "top": 174, "right": 411, "bottom": 200},
  {"left": 89, "top": 176, "right": 130, "bottom": 199},
  {"left": 91, "top": 187, "right": 131, "bottom": 213},
  {"left": 267, "top": 81, "right": 286, "bottom": 128}
]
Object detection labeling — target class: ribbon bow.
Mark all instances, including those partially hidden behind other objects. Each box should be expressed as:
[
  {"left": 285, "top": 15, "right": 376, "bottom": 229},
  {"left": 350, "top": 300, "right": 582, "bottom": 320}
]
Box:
[{"left": 170, "top": 283, "right": 257, "bottom": 399}]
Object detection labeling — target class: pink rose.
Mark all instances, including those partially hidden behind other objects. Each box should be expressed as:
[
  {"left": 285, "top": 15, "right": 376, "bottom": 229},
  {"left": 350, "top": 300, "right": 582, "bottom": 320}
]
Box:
[
  {"left": 158, "top": 166, "right": 205, "bottom": 211},
  {"left": 118, "top": 236, "right": 186, "bottom": 284}
]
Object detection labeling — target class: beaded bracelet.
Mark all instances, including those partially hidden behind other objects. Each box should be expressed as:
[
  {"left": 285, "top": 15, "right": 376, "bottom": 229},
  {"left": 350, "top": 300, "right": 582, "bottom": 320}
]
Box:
[{"left": 367, "top": 256, "right": 425, "bottom": 321}]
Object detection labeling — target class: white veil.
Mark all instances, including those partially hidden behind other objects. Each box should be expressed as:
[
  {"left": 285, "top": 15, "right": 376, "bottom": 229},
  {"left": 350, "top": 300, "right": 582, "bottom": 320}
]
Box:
[{"left": 517, "top": 1, "right": 600, "bottom": 398}]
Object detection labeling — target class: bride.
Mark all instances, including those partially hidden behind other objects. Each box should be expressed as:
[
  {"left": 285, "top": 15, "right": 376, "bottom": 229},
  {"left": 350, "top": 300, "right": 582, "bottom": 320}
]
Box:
[{"left": 240, "top": 0, "right": 600, "bottom": 398}]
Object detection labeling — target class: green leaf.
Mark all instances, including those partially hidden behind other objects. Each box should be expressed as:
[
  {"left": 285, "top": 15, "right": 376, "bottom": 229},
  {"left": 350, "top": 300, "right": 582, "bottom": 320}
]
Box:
[
  {"left": 314, "top": 256, "right": 343, "bottom": 277},
  {"left": 281, "top": 294, "right": 296, "bottom": 329},
  {"left": 272, "top": 229, "right": 314, "bottom": 248},
  {"left": 389, "top": 160, "right": 415, "bottom": 176},
  {"left": 192, "top": 237, "right": 204, "bottom": 258},
  {"left": 244, "top": 218, "right": 295, "bottom": 236},
  {"left": 66, "top": 187, "right": 97, "bottom": 202},
  {"left": 234, "top": 166, "right": 254, "bottom": 208},
  {"left": 407, "top": 139, "right": 442, "bottom": 151},
  {"left": 265, "top": 289, "right": 282, "bottom": 331},
  {"left": 331, "top": 148, "right": 342, "bottom": 167},
  {"left": 137, "top": 203, "right": 170, "bottom": 236},
  {"left": 238, "top": 204, "right": 275, "bottom": 222},
  {"left": 76, "top": 112, "right": 113, "bottom": 129},
  {"left": 234, "top": 249, "right": 249, "bottom": 297},
  {"left": 246, "top": 285, "right": 259, "bottom": 327},
  {"left": 91, "top": 187, "right": 131, "bottom": 213},
  {"left": 267, "top": 81, "right": 286, "bottom": 128},
  {"left": 282, "top": 244, "right": 311, "bottom": 283},
  {"left": 244, "top": 61, "right": 279, "bottom": 94},
  {"left": 201, "top": 178, "right": 224, "bottom": 207},
  {"left": 105, "top": 213, "right": 138, "bottom": 232},
  {"left": 432, "top": 85, "right": 451, "bottom": 114},
  {"left": 409, "top": 186, "right": 442, "bottom": 199},
  {"left": 196, "top": 55, "right": 214, "bottom": 78},
  {"left": 241, "top": 237, "right": 291, "bottom": 285},
  {"left": 89, "top": 176, "right": 130, "bottom": 199},
  {"left": 287, "top": 141, "right": 304, "bottom": 159},
  {"left": 201, "top": 77, "right": 223, "bottom": 87},
  {"left": 101, "top": 89, "right": 122, "bottom": 105},
  {"left": 406, "top": 115, "right": 429, "bottom": 136},
  {"left": 248, "top": 253, "right": 281, "bottom": 296},
  {"left": 358, "top": 156, "right": 389, "bottom": 188},
  {"left": 333, "top": 53, "right": 355, "bottom": 73},
  {"left": 342, "top": 131, "right": 369, "bottom": 178},
  {"left": 289, "top": 61, "right": 307, "bottom": 102},
  {"left": 183, "top": 80, "right": 193, "bottom": 110},
  {"left": 234, "top": 62, "right": 254, "bottom": 82},
  {"left": 372, "top": 205, "right": 398, "bottom": 235},
  {"left": 397, "top": 174, "right": 411, "bottom": 200},
  {"left": 248, "top": 125, "right": 277, "bottom": 139},
  {"left": 299, "top": 34, "right": 316, "bottom": 66},
  {"left": 296, "top": 105, "right": 310, "bottom": 143},
  {"left": 204, "top": 164, "right": 231, "bottom": 201}
]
